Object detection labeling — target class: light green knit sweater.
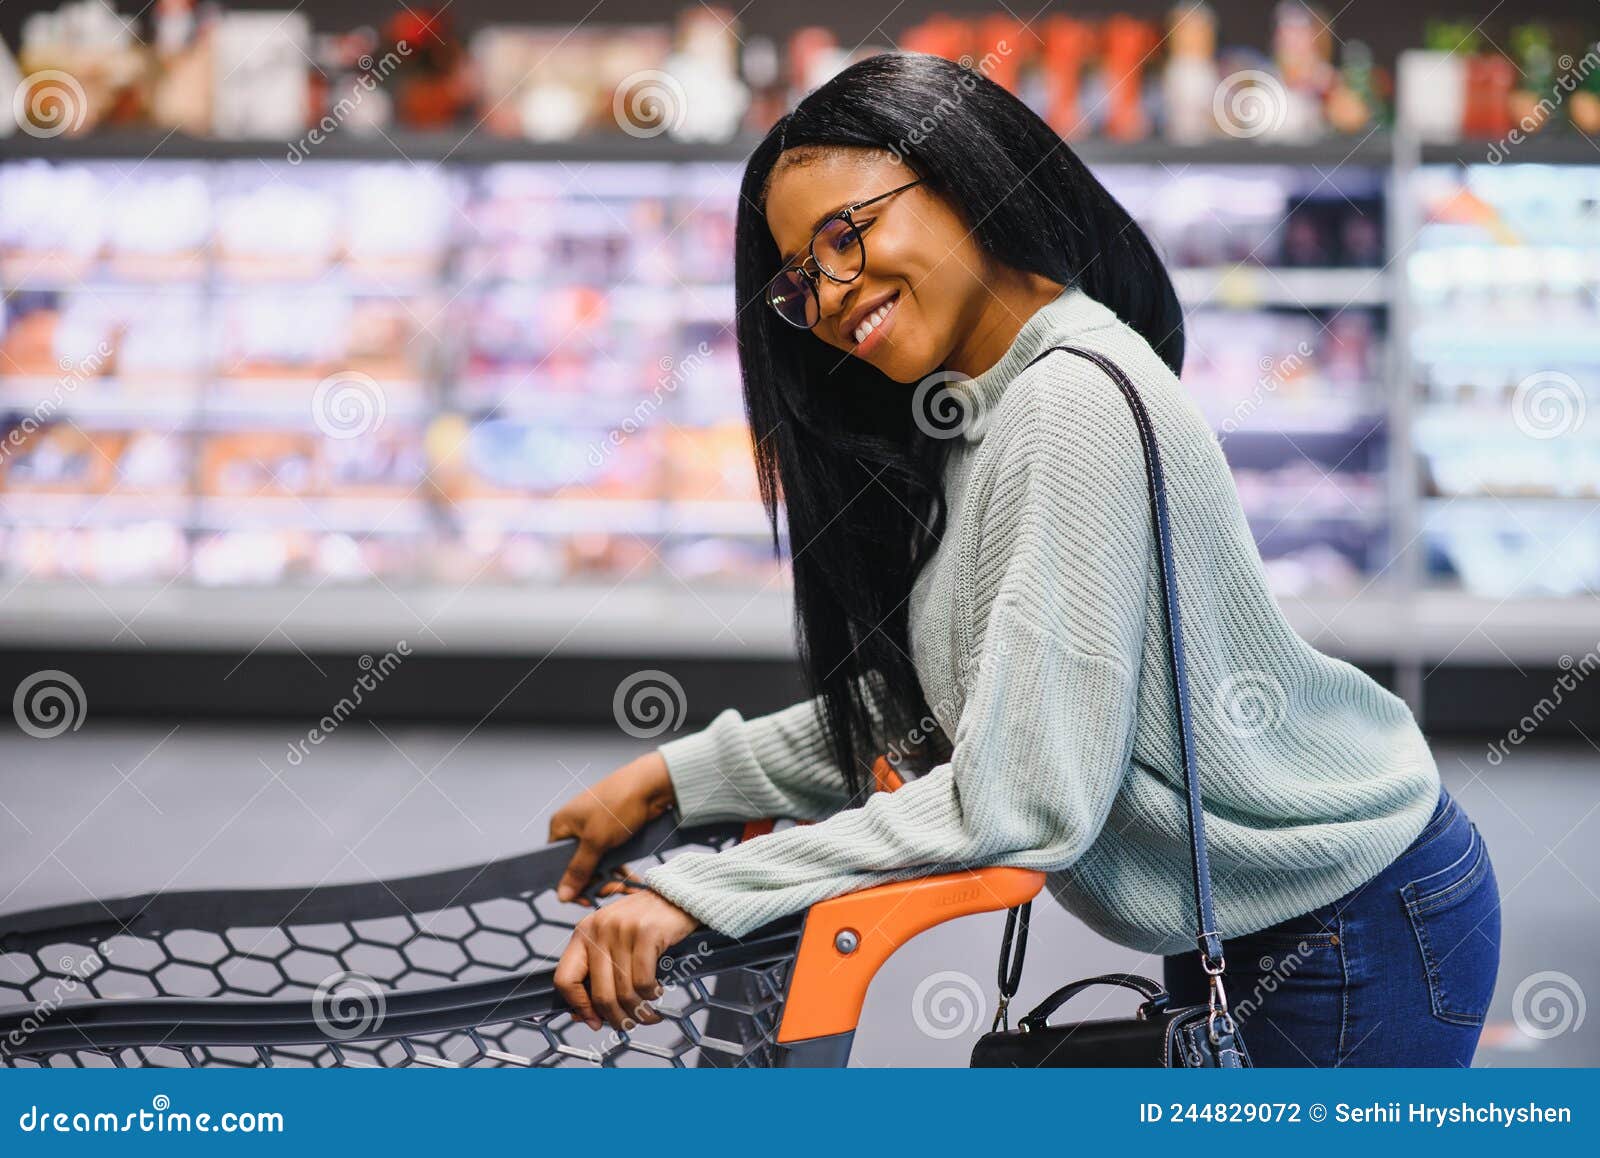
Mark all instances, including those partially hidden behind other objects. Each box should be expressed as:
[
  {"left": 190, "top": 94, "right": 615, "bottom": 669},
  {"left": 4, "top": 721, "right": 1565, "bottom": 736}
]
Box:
[{"left": 640, "top": 285, "right": 1440, "bottom": 953}]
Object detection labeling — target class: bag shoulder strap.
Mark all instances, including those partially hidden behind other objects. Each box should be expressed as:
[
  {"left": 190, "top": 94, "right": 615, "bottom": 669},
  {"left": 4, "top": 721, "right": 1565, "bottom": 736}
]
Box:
[{"left": 1021, "top": 343, "right": 1225, "bottom": 972}]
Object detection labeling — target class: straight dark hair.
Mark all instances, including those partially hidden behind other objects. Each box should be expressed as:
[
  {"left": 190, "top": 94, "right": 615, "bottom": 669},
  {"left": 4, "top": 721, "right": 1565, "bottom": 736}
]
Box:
[{"left": 732, "top": 51, "right": 1183, "bottom": 801}]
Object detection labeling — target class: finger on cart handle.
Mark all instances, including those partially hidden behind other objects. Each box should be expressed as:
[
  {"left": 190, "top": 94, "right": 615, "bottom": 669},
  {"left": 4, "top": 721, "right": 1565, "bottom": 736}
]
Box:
[
  {"left": 553, "top": 931, "right": 603, "bottom": 1031},
  {"left": 555, "top": 838, "right": 604, "bottom": 903},
  {"left": 572, "top": 809, "right": 704, "bottom": 905},
  {"left": 595, "top": 865, "right": 649, "bottom": 898},
  {"left": 544, "top": 809, "right": 710, "bottom": 906}
]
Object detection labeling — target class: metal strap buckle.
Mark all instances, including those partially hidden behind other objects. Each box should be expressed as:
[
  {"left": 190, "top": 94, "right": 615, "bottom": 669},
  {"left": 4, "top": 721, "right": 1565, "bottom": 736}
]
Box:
[
  {"left": 1206, "top": 972, "right": 1234, "bottom": 1045},
  {"left": 1207, "top": 1006, "right": 1237, "bottom": 1046}
]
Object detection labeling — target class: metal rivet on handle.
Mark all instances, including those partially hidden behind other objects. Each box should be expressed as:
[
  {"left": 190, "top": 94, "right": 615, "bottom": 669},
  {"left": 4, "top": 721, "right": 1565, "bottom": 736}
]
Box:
[{"left": 834, "top": 928, "right": 859, "bottom": 954}]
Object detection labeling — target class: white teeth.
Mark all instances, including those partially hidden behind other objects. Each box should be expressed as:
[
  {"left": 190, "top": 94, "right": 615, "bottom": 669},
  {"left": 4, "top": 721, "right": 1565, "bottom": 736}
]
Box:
[{"left": 853, "top": 296, "right": 897, "bottom": 345}]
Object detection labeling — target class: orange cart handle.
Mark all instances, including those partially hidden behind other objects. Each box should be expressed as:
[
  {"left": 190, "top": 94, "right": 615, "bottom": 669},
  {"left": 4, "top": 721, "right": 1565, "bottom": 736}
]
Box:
[{"left": 773, "top": 756, "right": 1046, "bottom": 1044}]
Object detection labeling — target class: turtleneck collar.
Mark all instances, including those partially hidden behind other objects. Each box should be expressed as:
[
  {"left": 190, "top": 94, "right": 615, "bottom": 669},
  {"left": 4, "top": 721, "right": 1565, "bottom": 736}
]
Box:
[{"left": 953, "top": 284, "right": 1115, "bottom": 443}]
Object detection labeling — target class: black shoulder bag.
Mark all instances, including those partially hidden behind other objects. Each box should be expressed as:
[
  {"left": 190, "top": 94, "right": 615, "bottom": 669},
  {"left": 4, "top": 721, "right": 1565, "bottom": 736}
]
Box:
[{"left": 968, "top": 345, "right": 1251, "bottom": 1069}]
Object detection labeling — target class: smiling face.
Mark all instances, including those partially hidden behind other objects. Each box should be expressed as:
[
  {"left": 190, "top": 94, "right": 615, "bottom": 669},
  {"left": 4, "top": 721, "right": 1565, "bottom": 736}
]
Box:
[{"left": 764, "top": 147, "right": 997, "bottom": 383}]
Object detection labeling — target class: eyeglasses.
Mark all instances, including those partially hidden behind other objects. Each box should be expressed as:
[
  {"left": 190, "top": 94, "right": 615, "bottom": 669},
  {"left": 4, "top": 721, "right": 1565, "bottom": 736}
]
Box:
[{"left": 765, "top": 177, "right": 927, "bottom": 329}]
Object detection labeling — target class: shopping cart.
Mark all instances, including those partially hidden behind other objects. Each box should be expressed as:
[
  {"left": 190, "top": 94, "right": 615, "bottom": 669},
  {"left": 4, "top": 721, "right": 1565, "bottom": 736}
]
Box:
[{"left": 0, "top": 758, "right": 1043, "bottom": 1068}]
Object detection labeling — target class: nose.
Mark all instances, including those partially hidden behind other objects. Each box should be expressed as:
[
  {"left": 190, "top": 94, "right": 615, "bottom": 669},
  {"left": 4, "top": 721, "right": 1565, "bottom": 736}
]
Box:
[{"left": 814, "top": 267, "right": 852, "bottom": 330}]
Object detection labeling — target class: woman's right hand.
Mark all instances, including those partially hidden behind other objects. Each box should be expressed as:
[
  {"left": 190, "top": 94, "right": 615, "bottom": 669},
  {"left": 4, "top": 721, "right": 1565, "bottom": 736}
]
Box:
[{"left": 547, "top": 751, "right": 677, "bottom": 904}]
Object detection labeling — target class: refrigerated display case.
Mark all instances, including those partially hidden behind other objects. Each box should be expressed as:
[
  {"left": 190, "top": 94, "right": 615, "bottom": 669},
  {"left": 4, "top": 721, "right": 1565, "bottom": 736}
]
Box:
[
  {"left": 1405, "top": 162, "right": 1600, "bottom": 599},
  {"left": 1, "top": 132, "right": 1595, "bottom": 697}
]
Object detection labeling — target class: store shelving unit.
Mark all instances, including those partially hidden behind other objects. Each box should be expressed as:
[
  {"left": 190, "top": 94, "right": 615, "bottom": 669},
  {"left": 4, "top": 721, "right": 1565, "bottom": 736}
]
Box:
[
  {"left": 2, "top": 127, "right": 1597, "bottom": 717},
  {"left": 1390, "top": 130, "right": 1600, "bottom": 704}
]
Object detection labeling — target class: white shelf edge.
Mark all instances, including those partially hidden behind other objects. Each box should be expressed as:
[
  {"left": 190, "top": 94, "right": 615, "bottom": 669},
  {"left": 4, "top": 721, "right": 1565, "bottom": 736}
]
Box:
[
  {"left": 0, "top": 582, "right": 1590, "bottom": 664},
  {"left": 1172, "top": 266, "right": 1389, "bottom": 309},
  {"left": 0, "top": 581, "right": 798, "bottom": 657}
]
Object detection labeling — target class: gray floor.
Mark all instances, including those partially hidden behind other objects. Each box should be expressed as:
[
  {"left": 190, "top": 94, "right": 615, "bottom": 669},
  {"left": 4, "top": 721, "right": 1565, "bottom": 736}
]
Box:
[{"left": 0, "top": 723, "right": 1595, "bottom": 1066}]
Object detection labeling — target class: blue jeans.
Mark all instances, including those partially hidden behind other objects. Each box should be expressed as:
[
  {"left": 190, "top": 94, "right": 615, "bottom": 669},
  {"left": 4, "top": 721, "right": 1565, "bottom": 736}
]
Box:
[{"left": 1163, "top": 786, "right": 1501, "bottom": 1066}]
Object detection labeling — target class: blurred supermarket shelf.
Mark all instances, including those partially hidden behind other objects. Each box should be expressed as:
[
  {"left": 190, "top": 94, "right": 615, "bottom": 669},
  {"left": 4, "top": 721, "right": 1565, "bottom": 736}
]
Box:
[
  {"left": 0, "top": 130, "right": 767, "bottom": 165},
  {"left": 11, "top": 128, "right": 1600, "bottom": 169},
  {"left": 0, "top": 581, "right": 1593, "bottom": 665},
  {"left": 1, "top": 130, "right": 1402, "bottom": 167},
  {"left": 1418, "top": 138, "right": 1600, "bottom": 166},
  {"left": 1170, "top": 266, "right": 1388, "bottom": 309}
]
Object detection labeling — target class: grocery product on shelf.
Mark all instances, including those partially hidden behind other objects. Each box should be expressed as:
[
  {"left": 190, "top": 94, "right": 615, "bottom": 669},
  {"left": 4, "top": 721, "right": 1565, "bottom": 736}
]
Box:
[
  {"left": 149, "top": 0, "right": 210, "bottom": 137},
  {"left": 1100, "top": 16, "right": 1161, "bottom": 142},
  {"left": 10, "top": 0, "right": 147, "bottom": 136},
  {"left": 1162, "top": 3, "right": 1221, "bottom": 145},
  {"left": 1326, "top": 41, "right": 1385, "bottom": 135},
  {"left": 383, "top": 7, "right": 471, "bottom": 130},
  {"left": 210, "top": 11, "right": 312, "bottom": 141},
  {"left": 1506, "top": 24, "right": 1561, "bottom": 138},
  {"left": 1268, "top": 0, "right": 1337, "bottom": 142}
]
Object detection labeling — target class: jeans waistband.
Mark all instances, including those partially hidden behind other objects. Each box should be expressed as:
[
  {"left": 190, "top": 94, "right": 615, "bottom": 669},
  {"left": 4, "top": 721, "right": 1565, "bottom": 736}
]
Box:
[{"left": 1412, "top": 783, "right": 1458, "bottom": 851}]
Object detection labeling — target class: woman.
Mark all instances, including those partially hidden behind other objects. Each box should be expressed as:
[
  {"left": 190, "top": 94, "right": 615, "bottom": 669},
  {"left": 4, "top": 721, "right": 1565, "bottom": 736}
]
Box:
[{"left": 548, "top": 52, "right": 1501, "bottom": 1067}]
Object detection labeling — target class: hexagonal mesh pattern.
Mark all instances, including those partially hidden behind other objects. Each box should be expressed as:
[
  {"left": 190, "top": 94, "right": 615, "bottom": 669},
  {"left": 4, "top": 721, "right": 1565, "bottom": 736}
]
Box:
[{"left": 1, "top": 824, "right": 804, "bottom": 1068}]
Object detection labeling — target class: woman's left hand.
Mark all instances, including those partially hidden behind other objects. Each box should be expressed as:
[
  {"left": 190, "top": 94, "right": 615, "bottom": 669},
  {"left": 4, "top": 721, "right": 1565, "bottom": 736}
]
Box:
[{"left": 553, "top": 890, "right": 700, "bottom": 1031}]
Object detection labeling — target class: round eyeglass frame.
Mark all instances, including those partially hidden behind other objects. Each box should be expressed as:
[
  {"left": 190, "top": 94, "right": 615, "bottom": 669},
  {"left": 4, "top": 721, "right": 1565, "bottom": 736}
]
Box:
[{"left": 765, "top": 176, "right": 927, "bottom": 330}]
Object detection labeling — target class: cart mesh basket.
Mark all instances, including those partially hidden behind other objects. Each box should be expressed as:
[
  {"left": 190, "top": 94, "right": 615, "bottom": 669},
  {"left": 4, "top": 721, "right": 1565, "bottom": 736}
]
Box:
[
  {"left": 0, "top": 814, "right": 803, "bottom": 1068},
  {"left": 1, "top": 787, "right": 1045, "bottom": 1069}
]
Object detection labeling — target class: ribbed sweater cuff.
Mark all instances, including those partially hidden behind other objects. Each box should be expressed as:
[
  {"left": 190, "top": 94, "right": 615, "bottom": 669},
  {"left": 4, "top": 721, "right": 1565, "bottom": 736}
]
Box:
[
  {"left": 637, "top": 858, "right": 748, "bottom": 936},
  {"left": 656, "top": 726, "right": 732, "bottom": 827}
]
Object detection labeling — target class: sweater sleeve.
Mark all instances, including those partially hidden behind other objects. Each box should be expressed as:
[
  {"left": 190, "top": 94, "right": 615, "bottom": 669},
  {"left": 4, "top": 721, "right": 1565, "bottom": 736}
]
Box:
[
  {"left": 654, "top": 696, "right": 856, "bottom": 826},
  {"left": 641, "top": 372, "right": 1154, "bottom": 937}
]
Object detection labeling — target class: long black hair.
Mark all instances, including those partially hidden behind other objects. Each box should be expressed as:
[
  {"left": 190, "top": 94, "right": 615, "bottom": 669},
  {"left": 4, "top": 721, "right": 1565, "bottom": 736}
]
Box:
[{"left": 732, "top": 51, "right": 1183, "bottom": 801}]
